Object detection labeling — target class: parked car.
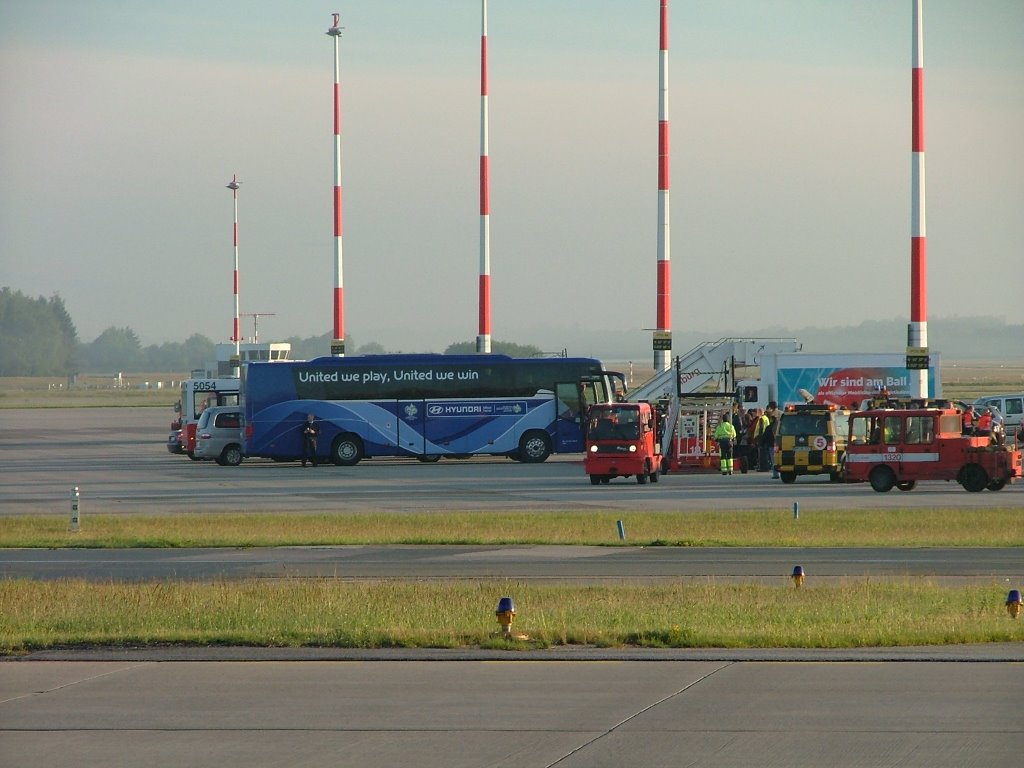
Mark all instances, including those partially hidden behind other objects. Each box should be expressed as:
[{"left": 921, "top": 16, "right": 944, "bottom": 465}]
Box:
[
  {"left": 192, "top": 406, "right": 244, "bottom": 466},
  {"left": 166, "top": 429, "right": 184, "bottom": 455}
]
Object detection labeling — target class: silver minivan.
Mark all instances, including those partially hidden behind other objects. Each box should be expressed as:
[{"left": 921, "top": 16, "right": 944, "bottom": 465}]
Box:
[
  {"left": 193, "top": 406, "right": 244, "bottom": 466},
  {"left": 974, "top": 394, "right": 1023, "bottom": 432}
]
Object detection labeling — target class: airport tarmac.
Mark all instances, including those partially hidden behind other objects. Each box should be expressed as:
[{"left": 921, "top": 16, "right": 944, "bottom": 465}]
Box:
[
  {"left": 3, "top": 654, "right": 1023, "bottom": 768},
  {"left": 1, "top": 407, "right": 1021, "bottom": 515}
]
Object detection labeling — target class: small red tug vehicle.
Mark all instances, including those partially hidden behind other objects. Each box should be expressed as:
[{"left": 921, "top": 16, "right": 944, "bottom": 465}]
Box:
[
  {"left": 843, "top": 402, "right": 1022, "bottom": 492},
  {"left": 584, "top": 401, "right": 663, "bottom": 484}
]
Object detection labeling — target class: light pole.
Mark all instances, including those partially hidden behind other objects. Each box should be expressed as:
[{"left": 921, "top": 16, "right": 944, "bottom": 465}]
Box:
[
  {"left": 327, "top": 13, "right": 346, "bottom": 357},
  {"left": 226, "top": 174, "right": 241, "bottom": 371}
]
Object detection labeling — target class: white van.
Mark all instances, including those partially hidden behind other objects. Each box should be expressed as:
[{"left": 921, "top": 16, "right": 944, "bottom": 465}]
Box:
[
  {"left": 974, "top": 394, "right": 1023, "bottom": 432},
  {"left": 193, "top": 406, "right": 244, "bottom": 466}
]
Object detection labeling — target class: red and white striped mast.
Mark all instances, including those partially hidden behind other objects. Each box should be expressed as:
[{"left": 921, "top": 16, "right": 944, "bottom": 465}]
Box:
[
  {"left": 226, "top": 174, "right": 241, "bottom": 370},
  {"left": 654, "top": 0, "right": 672, "bottom": 371},
  {"left": 476, "top": 0, "right": 492, "bottom": 354},
  {"left": 908, "top": 0, "right": 928, "bottom": 397},
  {"left": 327, "top": 13, "right": 346, "bottom": 357}
]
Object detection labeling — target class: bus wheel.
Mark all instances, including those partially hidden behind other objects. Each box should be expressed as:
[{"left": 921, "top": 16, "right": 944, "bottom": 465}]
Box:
[
  {"left": 869, "top": 466, "right": 896, "bottom": 493},
  {"left": 331, "top": 434, "right": 364, "bottom": 466},
  {"left": 896, "top": 481, "right": 916, "bottom": 491},
  {"left": 518, "top": 432, "right": 551, "bottom": 463},
  {"left": 417, "top": 455, "right": 441, "bottom": 463},
  {"left": 959, "top": 464, "right": 988, "bottom": 493}
]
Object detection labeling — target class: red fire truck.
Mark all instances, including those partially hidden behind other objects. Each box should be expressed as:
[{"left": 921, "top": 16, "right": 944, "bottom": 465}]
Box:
[
  {"left": 843, "top": 403, "right": 1022, "bottom": 492},
  {"left": 584, "top": 402, "right": 663, "bottom": 484}
]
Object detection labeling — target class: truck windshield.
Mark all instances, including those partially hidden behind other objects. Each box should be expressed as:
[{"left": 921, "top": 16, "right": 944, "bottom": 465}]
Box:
[
  {"left": 588, "top": 408, "right": 640, "bottom": 440},
  {"left": 778, "top": 414, "right": 829, "bottom": 435}
]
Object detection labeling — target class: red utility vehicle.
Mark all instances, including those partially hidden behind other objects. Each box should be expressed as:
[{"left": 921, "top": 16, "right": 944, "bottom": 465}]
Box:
[
  {"left": 843, "top": 403, "right": 1022, "bottom": 492},
  {"left": 584, "top": 402, "right": 663, "bottom": 485}
]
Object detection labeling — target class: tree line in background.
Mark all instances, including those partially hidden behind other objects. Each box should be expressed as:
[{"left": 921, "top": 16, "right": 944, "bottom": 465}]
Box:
[
  {"left": 3, "top": 287, "right": 1020, "bottom": 377},
  {"left": 0, "top": 288, "right": 542, "bottom": 376}
]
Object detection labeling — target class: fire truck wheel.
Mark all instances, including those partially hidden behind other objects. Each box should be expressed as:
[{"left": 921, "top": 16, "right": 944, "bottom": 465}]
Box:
[
  {"left": 896, "top": 481, "right": 916, "bottom": 491},
  {"left": 869, "top": 466, "right": 896, "bottom": 493},
  {"left": 650, "top": 468, "right": 660, "bottom": 483},
  {"left": 987, "top": 478, "right": 1007, "bottom": 491},
  {"left": 518, "top": 432, "right": 551, "bottom": 463},
  {"left": 779, "top": 472, "right": 796, "bottom": 484},
  {"left": 960, "top": 464, "right": 988, "bottom": 493},
  {"left": 600, "top": 476, "right": 611, "bottom": 484},
  {"left": 590, "top": 475, "right": 601, "bottom": 485}
]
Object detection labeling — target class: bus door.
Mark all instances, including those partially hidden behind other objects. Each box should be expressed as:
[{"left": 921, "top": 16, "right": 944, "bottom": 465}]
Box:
[
  {"left": 554, "top": 381, "right": 586, "bottom": 452},
  {"left": 395, "top": 399, "right": 428, "bottom": 457}
]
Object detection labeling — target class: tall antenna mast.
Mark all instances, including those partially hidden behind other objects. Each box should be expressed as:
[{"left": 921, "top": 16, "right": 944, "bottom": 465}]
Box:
[
  {"left": 327, "top": 13, "right": 346, "bottom": 357},
  {"left": 240, "top": 312, "right": 276, "bottom": 344},
  {"left": 476, "top": 0, "right": 492, "bottom": 354},
  {"left": 226, "top": 174, "right": 241, "bottom": 371},
  {"left": 907, "top": 0, "right": 929, "bottom": 396},
  {"left": 653, "top": 0, "right": 672, "bottom": 371}
]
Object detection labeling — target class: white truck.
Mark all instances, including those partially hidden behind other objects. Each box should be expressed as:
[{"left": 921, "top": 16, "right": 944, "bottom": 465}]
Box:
[{"left": 735, "top": 352, "right": 942, "bottom": 411}]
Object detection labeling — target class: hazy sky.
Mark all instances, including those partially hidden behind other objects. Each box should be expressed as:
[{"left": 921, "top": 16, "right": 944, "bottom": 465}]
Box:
[{"left": 2, "top": 1, "right": 1022, "bottom": 357}]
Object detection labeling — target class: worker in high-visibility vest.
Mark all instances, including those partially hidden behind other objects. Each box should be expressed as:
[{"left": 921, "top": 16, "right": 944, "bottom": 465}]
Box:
[
  {"left": 714, "top": 412, "right": 737, "bottom": 476},
  {"left": 961, "top": 405, "right": 975, "bottom": 436}
]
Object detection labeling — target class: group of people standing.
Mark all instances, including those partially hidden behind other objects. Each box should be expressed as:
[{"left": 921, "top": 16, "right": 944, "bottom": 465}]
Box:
[
  {"left": 714, "top": 401, "right": 781, "bottom": 477},
  {"left": 962, "top": 404, "right": 1005, "bottom": 444}
]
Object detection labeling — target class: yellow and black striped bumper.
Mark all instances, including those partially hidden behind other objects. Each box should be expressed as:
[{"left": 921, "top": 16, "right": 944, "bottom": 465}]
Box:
[{"left": 775, "top": 448, "right": 841, "bottom": 475}]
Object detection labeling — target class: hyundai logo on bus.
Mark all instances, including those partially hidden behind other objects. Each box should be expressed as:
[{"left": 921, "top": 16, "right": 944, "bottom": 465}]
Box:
[{"left": 426, "top": 402, "right": 526, "bottom": 417}]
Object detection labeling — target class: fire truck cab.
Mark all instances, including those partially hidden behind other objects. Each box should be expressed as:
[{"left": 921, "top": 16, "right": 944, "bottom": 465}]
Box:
[
  {"left": 843, "top": 403, "right": 1022, "bottom": 492},
  {"left": 584, "top": 402, "right": 663, "bottom": 484}
]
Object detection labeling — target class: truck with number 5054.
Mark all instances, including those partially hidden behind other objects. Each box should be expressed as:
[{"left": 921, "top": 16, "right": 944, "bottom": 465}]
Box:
[{"left": 843, "top": 402, "right": 1022, "bottom": 492}]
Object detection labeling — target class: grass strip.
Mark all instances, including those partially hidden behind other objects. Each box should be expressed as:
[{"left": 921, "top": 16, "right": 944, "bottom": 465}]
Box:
[
  {"left": 2, "top": 508, "right": 1022, "bottom": 548},
  {"left": 2, "top": 578, "right": 1020, "bottom": 655}
]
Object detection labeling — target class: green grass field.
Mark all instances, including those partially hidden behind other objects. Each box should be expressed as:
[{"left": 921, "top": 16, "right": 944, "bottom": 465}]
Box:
[
  {"left": 2, "top": 508, "right": 1022, "bottom": 654},
  {"left": 2, "top": 508, "right": 1022, "bottom": 548},
  {"left": 2, "top": 579, "right": 1021, "bottom": 655}
]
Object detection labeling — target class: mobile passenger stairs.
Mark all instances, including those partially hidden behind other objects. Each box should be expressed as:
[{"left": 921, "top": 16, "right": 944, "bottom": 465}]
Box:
[{"left": 628, "top": 338, "right": 800, "bottom": 473}]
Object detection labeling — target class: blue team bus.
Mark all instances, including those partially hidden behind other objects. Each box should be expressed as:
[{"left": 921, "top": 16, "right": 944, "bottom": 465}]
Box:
[{"left": 242, "top": 354, "right": 624, "bottom": 465}]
